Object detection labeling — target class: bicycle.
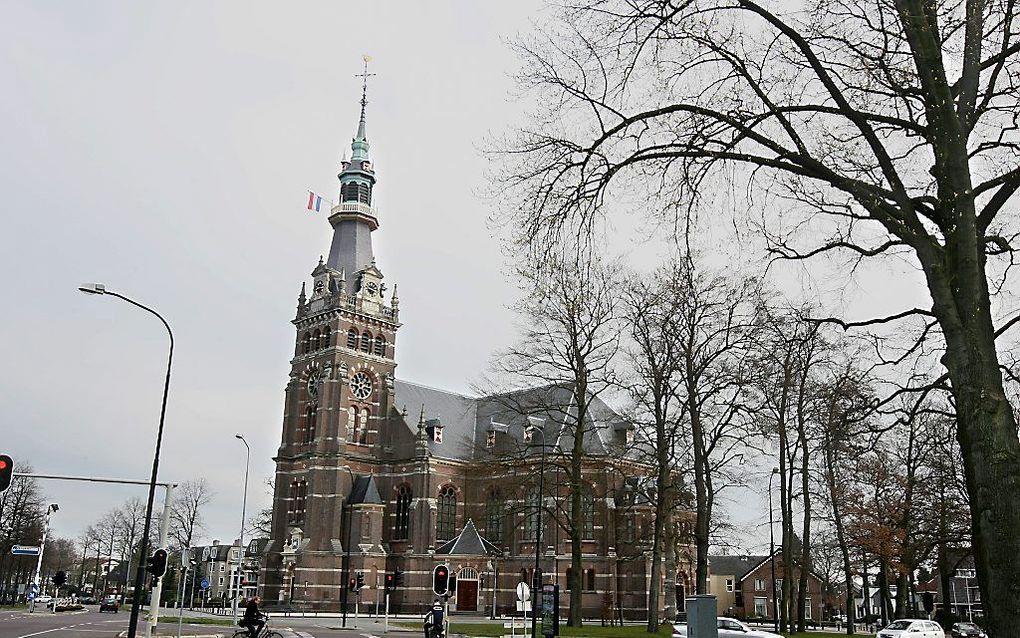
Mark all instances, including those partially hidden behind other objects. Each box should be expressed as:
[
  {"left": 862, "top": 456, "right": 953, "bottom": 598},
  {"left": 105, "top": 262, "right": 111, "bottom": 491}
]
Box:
[{"left": 231, "top": 614, "right": 283, "bottom": 638}]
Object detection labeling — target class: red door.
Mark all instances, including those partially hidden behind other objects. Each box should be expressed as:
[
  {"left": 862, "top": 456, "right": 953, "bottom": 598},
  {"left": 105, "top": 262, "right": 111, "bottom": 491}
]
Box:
[{"left": 456, "top": 580, "right": 478, "bottom": 612}]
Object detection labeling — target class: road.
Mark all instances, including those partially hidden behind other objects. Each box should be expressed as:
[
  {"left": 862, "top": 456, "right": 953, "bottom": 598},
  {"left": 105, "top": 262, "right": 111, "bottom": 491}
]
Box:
[{"left": 0, "top": 606, "right": 419, "bottom": 638}]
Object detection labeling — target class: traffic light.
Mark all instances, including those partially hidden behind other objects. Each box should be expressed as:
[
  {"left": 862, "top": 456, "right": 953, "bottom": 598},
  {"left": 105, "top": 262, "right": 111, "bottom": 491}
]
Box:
[
  {"left": 348, "top": 577, "right": 357, "bottom": 592},
  {"left": 0, "top": 454, "right": 13, "bottom": 495},
  {"left": 432, "top": 564, "right": 449, "bottom": 596},
  {"left": 356, "top": 571, "right": 365, "bottom": 591},
  {"left": 146, "top": 548, "right": 168, "bottom": 578},
  {"left": 52, "top": 571, "right": 66, "bottom": 587},
  {"left": 384, "top": 572, "right": 395, "bottom": 592}
]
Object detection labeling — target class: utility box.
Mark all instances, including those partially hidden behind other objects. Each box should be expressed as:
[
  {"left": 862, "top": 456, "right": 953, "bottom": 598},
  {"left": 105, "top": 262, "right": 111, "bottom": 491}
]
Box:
[{"left": 686, "top": 595, "right": 718, "bottom": 638}]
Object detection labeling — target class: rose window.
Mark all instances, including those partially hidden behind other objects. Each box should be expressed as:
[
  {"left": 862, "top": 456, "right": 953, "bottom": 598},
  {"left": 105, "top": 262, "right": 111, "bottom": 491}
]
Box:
[{"left": 350, "top": 372, "right": 373, "bottom": 401}]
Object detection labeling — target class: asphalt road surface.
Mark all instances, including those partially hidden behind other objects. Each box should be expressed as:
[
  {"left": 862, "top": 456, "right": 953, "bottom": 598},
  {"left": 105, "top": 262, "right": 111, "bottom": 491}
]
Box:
[{"left": 0, "top": 607, "right": 411, "bottom": 638}]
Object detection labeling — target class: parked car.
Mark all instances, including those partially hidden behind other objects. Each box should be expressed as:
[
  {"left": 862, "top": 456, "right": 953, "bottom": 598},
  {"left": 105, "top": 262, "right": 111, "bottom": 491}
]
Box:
[
  {"left": 877, "top": 619, "right": 945, "bottom": 638},
  {"left": 33, "top": 595, "right": 52, "bottom": 605},
  {"left": 673, "top": 618, "right": 783, "bottom": 638},
  {"left": 951, "top": 622, "right": 987, "bottom": 637},
  {"left": 99, "top": 596, "right": 120, "bottom": 613}
]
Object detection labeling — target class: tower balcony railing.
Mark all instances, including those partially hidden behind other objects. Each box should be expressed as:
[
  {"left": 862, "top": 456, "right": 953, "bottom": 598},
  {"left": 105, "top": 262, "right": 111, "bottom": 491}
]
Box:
[{"left": 330, "top": 201, "right": 377, "bottom": 218}]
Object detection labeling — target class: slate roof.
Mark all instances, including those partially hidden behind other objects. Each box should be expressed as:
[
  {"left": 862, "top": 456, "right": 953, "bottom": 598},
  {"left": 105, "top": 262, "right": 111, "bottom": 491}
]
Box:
[
  {"left": 349, "top": 474, "right": 383, "bottom": 505},
  {"left": 709, "top": 554, "right": 769, "bottom": 581},
  {"left": 435, "top": 519, "right": 500, "bottom": 556},
  {"left": 393, "top": 379, "right": 637, "bottom": 463},
  {"left": 394, "top": 379, "right": 478, "bottom": 459}
]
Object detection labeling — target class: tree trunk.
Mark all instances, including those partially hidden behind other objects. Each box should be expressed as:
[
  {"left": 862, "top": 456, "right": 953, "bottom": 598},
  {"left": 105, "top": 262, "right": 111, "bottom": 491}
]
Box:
[
  {"left": 877, "top": 557, "right": 891, "bottom": 626},
  {"left": 663, "top": 507, "right": 677, "bottom": 623},
  {"left": 932, "top": 293, "right": 1020, "bottom": 638},
  {"left": 568, "top": 400, "right": 586, "bottom": 627},
  {"left": 895, "top": 571, "right": 908, "bottom": 619}
]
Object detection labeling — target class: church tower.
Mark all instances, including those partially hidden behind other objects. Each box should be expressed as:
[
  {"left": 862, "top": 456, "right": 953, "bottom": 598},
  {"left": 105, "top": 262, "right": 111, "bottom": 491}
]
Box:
[{"left": 261, "top": 71, "right": 400, "bottom": 606}]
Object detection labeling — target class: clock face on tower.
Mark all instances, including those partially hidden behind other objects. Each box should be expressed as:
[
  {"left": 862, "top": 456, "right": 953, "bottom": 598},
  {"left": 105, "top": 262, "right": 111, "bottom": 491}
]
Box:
[
  {"left": 364, "top": 281, "right": 378, "bottom": 297},
  {"left": 306, "top": 366, "right": 323, "bottom": 402},
  {"left": 350, "top": 371, "right": 373, "bottom": 400}
]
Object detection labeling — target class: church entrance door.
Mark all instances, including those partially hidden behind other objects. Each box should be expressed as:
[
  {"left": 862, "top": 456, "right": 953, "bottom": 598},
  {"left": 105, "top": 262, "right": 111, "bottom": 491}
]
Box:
[{"left": 456, "top": 568, "right": 478, "bottom": 612}]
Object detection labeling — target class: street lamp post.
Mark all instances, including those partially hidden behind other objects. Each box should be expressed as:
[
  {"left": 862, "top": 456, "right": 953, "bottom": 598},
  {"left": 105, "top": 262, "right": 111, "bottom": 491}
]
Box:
[
  {"left": 340, "top": 465, "right": 356, "bottom": 628},
  {"left": 233, "top": 434, "right": 251, "bottom": 623},
  {"left": 31, "top": 503, "right": 58, "bottom": 611},
  {"left": 525, "top": 417, "right": 546, "bottom": 638},
  {"left": 768, "top": 468, "right": 780, "bottom": 634},
  {"left": 79, "top": 283, "right": 174, "bottom": 638}
]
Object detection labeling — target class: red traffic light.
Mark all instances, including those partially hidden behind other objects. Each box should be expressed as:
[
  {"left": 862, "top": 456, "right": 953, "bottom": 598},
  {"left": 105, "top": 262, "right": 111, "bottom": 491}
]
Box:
[
  {"left": 0, "top": 454, "right": 13, "bottom": 495},
  {"left": 432, "top": 564, "right": 450, "bottom": 596}
]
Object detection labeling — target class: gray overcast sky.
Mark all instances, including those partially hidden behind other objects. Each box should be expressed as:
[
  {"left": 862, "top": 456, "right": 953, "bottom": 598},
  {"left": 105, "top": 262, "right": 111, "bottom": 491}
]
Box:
[
  {"left": 1, "top": 1, "right": 544, "bottom": 547},
  {"left": 2, "top": 1, "right": 933, "bottom": 554}
]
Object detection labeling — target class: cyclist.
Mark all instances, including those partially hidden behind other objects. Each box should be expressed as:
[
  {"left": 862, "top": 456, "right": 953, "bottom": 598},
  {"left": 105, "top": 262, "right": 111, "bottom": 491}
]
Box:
[{"left": 240, "top": 595, "right": 266, "bottom": 638}]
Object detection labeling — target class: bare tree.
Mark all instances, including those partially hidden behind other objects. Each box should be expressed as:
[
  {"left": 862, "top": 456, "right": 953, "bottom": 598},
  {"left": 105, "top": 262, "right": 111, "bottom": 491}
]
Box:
[
  {"left": 620, "top": 263, "right": 686, "bottom": 629},
  {"left": 169, "top": 478, "right": 213, "bottom": 551},
  {"left": 487, "top": 250, "right": 618, "bottom": 626},
  {"left": 247, "top": 477, "right": 275, "bottom": 539},
  {"left": 497, "top": 2, "right": 1020, "bottom": 632},
  {"left": 0, "top": 464, "right": 44, "bottom": 603}
]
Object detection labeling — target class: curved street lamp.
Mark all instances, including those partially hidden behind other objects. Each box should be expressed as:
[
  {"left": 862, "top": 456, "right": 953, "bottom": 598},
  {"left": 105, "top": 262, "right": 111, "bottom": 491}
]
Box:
[
  {"left": 768, "top": 467, "right": 780, "bottom": 634},
  {"left": 233, "top": 434, "right": 251, "bottom": 623},
  {"left": 525, "top": 417, "right": 546, "bottom": 638},
  {"left": 79, "top": 283, "right": 173, "bottom": 638}
]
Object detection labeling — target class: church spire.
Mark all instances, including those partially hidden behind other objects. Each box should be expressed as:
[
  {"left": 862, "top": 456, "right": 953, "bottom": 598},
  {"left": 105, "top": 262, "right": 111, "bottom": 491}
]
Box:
[
  {"left": 327, "top": 57, "right": 380, "bottom": 288},
  {"left": 351, "top": 55, "right": 375, "bottom": 162}
]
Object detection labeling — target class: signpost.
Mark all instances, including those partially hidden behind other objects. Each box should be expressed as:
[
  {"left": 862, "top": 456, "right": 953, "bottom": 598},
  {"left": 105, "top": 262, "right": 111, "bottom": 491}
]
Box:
[{"left": 11, "top": 545, "right": 41, "bottom": 556}]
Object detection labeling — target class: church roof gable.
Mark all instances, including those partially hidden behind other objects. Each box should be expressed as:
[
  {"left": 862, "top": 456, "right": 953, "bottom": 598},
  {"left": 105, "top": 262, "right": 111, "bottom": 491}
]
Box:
[{"left": 435, "top": 519, "right": 500, "bottom": 556}]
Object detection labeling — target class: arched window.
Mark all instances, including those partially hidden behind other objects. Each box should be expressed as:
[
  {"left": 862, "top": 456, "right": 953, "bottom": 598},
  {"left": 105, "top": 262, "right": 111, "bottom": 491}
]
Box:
[
  {"left": 322, "top": 326, "right": 331, "bottom": 348},
  {"left": 568, "top": 487, "right": 595, "bottom": 540},
  {"left": 374, "top": 335, "right": 386, "bottom": 357},
  {"left": 394, "top": 484, "right": 412, "bottom": 540},
  {"left": 305, "top": 404, "right": 317, "bottom": 443},
  {"left": 584, "top": 568, "right": 596, "bottom": 591},
  {"left": 523, "top": 487, "right": 540, "bottom": 541},
  {"left": 312, "top": 330, "right": 321, "bottom": 351},
  {"left": 360, "top": 331, "right": 372, "bottom": 353},
  {"left": 346, "top": 328, "right": 358, "bottom": 349},
  {"left": 437, "top": 485, "right": 457, "bottom": 541},
  {"left": 357, "top": 182, "right": 371, "bottom": 204},
  {"left": 485, "top": 490, "right": 503, "bottom": 543},
  {"left": 342, "top": 181, "right": 359, "bottom": 202},
  {"left": 302, "top": 332, "right": 311, "bottom": 354},
  {"left": 288, "top": 479, "right": 308, "bottom": 524},
  {"left": 582, "top": 489, "right": 595, "bottom": 540},
  {"left": 358, "top": 408, "right": 370, "bottom": 444}
]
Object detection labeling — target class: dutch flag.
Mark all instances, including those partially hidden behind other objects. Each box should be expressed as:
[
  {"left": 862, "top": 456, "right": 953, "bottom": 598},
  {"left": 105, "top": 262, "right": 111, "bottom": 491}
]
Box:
[{"left": 307, "top": 191, "right": 325, "bottom": 213}]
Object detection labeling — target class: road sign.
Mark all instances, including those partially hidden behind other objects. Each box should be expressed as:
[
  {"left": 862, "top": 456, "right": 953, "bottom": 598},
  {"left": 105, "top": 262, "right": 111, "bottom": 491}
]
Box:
[
  {"left": 200, "top": 578, "right": 209, "bottom": 589},
  {"left": 516, "top": 581, "right": 531, "bottom": 601},
  {"left": 11, "top": 545, "right": 41, "bottom": 556}
]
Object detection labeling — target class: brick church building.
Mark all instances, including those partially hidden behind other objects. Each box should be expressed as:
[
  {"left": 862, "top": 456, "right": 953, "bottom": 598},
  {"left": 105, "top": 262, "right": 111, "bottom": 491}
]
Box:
[{"left": 258, "top": 84, "right": 693, "bottom": 619}]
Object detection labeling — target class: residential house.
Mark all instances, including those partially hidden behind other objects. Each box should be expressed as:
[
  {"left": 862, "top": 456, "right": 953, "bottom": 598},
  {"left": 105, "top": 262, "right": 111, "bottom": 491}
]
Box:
[{"left": 708, "top": 551, "right": 827, "bottom": 622}]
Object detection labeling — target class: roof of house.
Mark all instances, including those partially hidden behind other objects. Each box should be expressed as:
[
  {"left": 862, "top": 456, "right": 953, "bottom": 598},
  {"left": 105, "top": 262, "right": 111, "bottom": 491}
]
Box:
[{"left": 709, "top": 555, "right": 769, "bottom": 581}]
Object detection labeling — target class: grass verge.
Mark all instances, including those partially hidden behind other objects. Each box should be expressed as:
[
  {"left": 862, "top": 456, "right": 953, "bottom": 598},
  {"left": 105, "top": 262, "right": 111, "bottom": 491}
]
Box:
[
  {"left": 397, "top": 622, "right": 674, "bottom": 638},
  {"left": 157, "top": 616, "right": 236, "bottom": 626}
]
